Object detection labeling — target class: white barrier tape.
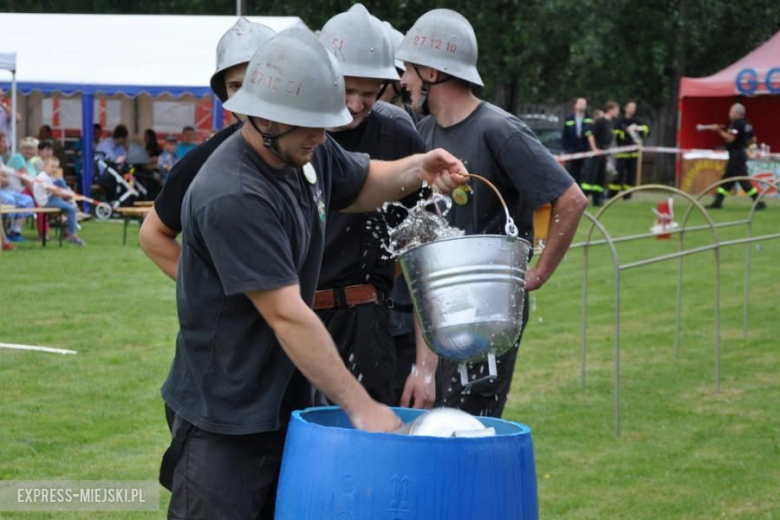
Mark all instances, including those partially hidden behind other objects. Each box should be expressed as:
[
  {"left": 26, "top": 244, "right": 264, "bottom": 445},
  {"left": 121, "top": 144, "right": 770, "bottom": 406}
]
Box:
[
  {"left": 557, "top": 145, "right": 780, "bottom": 162},
  {"left": 557, "top": 145, "right": 639, "bottom": 162},
  {"left": 0, "top": 342, "right": 78, "bottom": 355}
]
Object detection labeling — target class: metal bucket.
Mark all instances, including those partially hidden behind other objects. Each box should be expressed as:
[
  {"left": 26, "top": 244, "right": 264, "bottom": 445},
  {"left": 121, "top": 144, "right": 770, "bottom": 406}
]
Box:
[{"left": 399, "top": 174, "right": 530, "bottom": 364}]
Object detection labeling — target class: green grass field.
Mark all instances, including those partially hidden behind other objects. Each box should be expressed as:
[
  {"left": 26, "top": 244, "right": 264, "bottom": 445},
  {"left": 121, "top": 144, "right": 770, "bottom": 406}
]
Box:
[{"left": 1, "top": 195, "right": 778, "bottom": 519}]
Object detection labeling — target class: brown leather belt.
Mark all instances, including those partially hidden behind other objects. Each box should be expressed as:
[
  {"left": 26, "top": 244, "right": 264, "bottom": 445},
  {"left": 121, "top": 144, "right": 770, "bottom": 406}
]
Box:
[{"left": 314, "top": 284, "right": 381, "bottom": 310}]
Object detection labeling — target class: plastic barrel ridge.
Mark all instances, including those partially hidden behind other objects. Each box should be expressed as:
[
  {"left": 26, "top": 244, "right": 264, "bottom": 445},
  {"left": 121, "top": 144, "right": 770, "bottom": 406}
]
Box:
[{"left": 275, "top": 406, "right": 538, "bottom": 520}]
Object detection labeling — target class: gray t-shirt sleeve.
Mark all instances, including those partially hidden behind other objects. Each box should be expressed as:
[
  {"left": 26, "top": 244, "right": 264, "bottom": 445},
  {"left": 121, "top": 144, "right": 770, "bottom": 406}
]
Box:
[
  {"left": 323, "top": 137, "right": 370, "bottom": 211},
  {"left": 197, "top": 194, "right": 299, "bottom": 296},
  {"left": 495, "top": 127, "right": 574, "bottom": 210}
]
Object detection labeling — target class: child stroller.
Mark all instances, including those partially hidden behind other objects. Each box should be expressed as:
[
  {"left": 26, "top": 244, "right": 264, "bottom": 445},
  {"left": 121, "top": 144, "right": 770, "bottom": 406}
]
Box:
[{"left": 94, "top": 154, "right": 149, "bottom": 215}]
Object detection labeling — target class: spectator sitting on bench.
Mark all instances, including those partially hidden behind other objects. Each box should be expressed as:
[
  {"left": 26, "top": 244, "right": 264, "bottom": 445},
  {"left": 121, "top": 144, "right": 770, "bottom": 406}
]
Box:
[
  {"left": 33, "top": 157, "right": 86, "bottom": 246},
  {"left": 30, "top": 138, "right": 55, "bottom": 174},
  {"left": 157, "top": 135, "right": 178, "bottom": 182},
  {"left": 19, "top": 136, "right": 40, "bottom": 176},
  {"left": 174, "top": 126, "right": 196, "bottom": 159},
  {"left": 0, "top": 153, "right": 36, "bottom": 242}
]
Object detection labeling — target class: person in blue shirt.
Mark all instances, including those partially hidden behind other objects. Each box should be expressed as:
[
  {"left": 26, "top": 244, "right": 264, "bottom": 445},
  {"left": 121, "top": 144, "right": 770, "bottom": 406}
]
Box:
[
  {"left": 96, "top": 124, "right": 129, "bottom": 163},
  {"left": 157, "top": 135, "right": 179, "bottom": 181},
  {"left": 175, "top": 126, "right": 197, "bottom": 159}
]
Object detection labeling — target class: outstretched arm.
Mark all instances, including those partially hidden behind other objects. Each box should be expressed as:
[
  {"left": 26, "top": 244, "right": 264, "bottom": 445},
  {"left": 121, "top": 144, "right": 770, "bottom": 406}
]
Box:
[{"left": 343, "top": 149, "right": 468, "bottom": 213}]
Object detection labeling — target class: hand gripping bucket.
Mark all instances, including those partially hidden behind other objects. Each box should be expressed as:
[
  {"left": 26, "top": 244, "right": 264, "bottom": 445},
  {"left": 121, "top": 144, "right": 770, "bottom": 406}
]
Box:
[{"left": 399, "top": 174, "right": 530, "bottom": 381}]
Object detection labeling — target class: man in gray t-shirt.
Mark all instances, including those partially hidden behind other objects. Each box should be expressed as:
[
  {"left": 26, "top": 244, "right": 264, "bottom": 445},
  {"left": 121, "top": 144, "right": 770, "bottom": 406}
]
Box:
[
  {"left": 397, "top": 9, "right": 587, "bottom": 417},
  {"left": 160, "top": 28, "right": 469, "bottom": 520}
]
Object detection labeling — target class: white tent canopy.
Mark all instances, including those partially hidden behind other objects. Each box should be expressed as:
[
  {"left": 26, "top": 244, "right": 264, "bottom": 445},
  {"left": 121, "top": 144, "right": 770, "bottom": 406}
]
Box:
[
  {"left": 0, "top": 13, "right": 307, "bottom": 200},
  {"left": 0, "top": 13, "right": 307, "bottom": 96}
]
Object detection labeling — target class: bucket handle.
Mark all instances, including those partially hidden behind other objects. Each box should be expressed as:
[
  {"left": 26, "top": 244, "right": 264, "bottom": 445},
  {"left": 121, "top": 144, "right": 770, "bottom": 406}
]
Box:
[{"left": 466, "top": 173, "right": 519, "bottom": 237}]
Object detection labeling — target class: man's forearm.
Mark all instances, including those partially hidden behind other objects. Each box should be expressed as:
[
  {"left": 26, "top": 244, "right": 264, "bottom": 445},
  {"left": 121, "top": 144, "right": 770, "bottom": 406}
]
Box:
[
  {"left": 531, "top": 183, "right": 587, "bottom": 286},
  {"left": 139, "top": 208, "right": 180, "bottom": 281},
  {"left": 268, "top": 301, "right": 373, "bottom": 415},
  {"left": 345, "top": 155, "right": 424, "bottom": 213},
  {"left": 414, "top": 315, "right": 437, "bottom": 376}
]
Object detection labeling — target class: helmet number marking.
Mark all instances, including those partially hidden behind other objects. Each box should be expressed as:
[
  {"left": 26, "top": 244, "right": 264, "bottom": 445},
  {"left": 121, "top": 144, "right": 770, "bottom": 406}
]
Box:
[
  {"left": 412, "top": 34, "right": 458, "bottom": 54},
  {"left": 250, "top": 70, "right": 302, "bottom": 96}
]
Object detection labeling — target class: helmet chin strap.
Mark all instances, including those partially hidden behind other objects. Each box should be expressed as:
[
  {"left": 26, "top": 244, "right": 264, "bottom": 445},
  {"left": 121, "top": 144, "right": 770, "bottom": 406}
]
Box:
[
  {"left": 412, "top": 64, "right": 452, "bottom": 116},
  {"left": 376, "top": 81, "right": 409, "bottom": 106},
  {"left": 248, "top": 116, "right": 298, "bottom": 159}
]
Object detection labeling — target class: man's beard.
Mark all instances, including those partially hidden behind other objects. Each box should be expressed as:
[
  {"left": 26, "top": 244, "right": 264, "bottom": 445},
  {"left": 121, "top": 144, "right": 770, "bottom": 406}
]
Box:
[{"left": 276, "top": 146, "right": 310, "bottom": 168}]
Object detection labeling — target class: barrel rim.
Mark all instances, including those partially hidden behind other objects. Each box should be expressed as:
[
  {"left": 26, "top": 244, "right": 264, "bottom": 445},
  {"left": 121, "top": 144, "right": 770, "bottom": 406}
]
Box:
[
  {"left": 291, "top": 406, "right": 533, "bottom": 440},
  {"left": 399, "top": 234, "right": 532, "bottom": 260}
]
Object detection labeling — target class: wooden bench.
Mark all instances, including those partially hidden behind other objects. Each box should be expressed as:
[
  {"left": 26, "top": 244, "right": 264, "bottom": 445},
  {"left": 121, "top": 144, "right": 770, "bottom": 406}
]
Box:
[
  {"left": 0, "top": 206, "right": 64, "bottom": 247},
  {"left": 114, "top": 207, "right": 151, "bottom": 246},
  {"left": 133, "top": 201, "right": 154, "bottom": 207}
]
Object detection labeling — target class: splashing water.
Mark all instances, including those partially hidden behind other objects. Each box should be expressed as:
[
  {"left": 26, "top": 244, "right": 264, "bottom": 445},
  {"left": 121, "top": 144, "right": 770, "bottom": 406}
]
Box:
[{"left": 381, "top": 193, "right": 464, "bottom": 259}]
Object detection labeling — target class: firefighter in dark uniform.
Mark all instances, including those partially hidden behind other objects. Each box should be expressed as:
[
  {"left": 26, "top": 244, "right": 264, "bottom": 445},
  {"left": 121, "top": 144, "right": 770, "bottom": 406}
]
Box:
[
  {"left": 704, "top": 103, "right": 766, "bottom": 210},
  {"left": 582, "top": 101, "right": 620, "bottom": 206},
  {"left": 609, "top": 100, "right": 649, "bottom": 199},
  {"left": 561, "top": 97, "right": 593, "bottom": 186},
  {"left": 315, "top": 5, "right": 434, "bottom": 408}
]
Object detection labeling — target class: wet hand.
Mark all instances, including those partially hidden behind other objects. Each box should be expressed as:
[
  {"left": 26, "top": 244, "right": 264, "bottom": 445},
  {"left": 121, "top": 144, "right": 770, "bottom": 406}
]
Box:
[
  {"left": 420, "top": 149, "right": 469, "bottom": 194},
  {"left": 350, "top": 402, "right": 402, "bottom": 433},
  {"left": 400, "top": 370, "right": 436, "bottom": 410}
]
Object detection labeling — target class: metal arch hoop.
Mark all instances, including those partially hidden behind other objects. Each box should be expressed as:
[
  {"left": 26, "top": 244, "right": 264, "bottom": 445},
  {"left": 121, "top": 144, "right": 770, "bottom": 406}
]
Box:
[
  {"left": 580, "top": 184, "right": 720, "bottom": 435},
  {"left": 578, "top": 212, "right": 621, "bottom": 433},
  {"left": 676, "top": 177, "right": 780, "bottom": 353}
]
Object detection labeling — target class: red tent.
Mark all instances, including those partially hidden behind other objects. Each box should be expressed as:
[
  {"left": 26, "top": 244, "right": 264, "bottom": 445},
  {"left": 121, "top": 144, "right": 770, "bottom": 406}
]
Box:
[{"left": 677, "top": 31, "right": 780, "bottom": 160}]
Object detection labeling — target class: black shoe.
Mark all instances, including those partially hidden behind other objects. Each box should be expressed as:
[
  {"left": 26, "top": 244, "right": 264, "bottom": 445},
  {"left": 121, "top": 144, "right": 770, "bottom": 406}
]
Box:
[
  {"left": 706, "top": 201, "right": 723, "bottom": 209},
  {"left": 607, "top": 191, "right": 619, "bottom": 199},
  {"left": 754, "top": 201, "right": 767, "bottom": 211},
  {"left": 622, "top": 193, "right": 633, "bottom": 201}
]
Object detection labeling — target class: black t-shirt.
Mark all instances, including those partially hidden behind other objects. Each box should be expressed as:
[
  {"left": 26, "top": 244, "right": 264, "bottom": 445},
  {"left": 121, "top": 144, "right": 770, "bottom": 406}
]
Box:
[
  {"left": 591, "top": 117, "right": 614, "bottom": 150},
  {"left": 161, "top": 131, "right": 370, "bottom": 435},
  {"left": 319, "top": 110, "right": 427, "bottom": 293},
  {"left": 613, "top": 115, "right": 649, "bottom": 147},
  {"left": 417, "top": 102, "right": 573, "bottom": 245},
  {"left": 154, "top": 122, "right": 242, "bottom": 232},
  {"left": 726, "top": 118, "right": 754, "bottom": 161}
]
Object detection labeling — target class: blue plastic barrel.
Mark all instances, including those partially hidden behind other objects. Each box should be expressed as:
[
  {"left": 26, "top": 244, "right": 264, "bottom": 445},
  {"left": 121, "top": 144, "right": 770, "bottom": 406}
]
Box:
[{"left": 275, "top": 406, "right": 538, "bottom": 520}]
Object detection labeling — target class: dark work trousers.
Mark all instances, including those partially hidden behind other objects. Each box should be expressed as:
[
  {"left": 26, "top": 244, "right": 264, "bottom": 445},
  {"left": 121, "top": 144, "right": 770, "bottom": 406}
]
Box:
[
  {"left": 582, "top": 155, "right": 607, "bottom": 203},
  {"left": 720, "top": 160, "right": 753, "bottom": 193},
  {"left": 166, "top": 414, "right": 288, "bottom": 520},
  {"left": 391, "top": 330, "right": 418, "bottom": 404},
  {"left": 565, "top": 158, "right": 586, "bottom": 186},
  {"left": 615, "top": 157, "right": 638, "bottom": 191},
  {"left": 434, "top": 293, "right": 530, "bottom": 418},
  {"left": 316, "top": 303, "right": 397, "bottom": 406}
]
